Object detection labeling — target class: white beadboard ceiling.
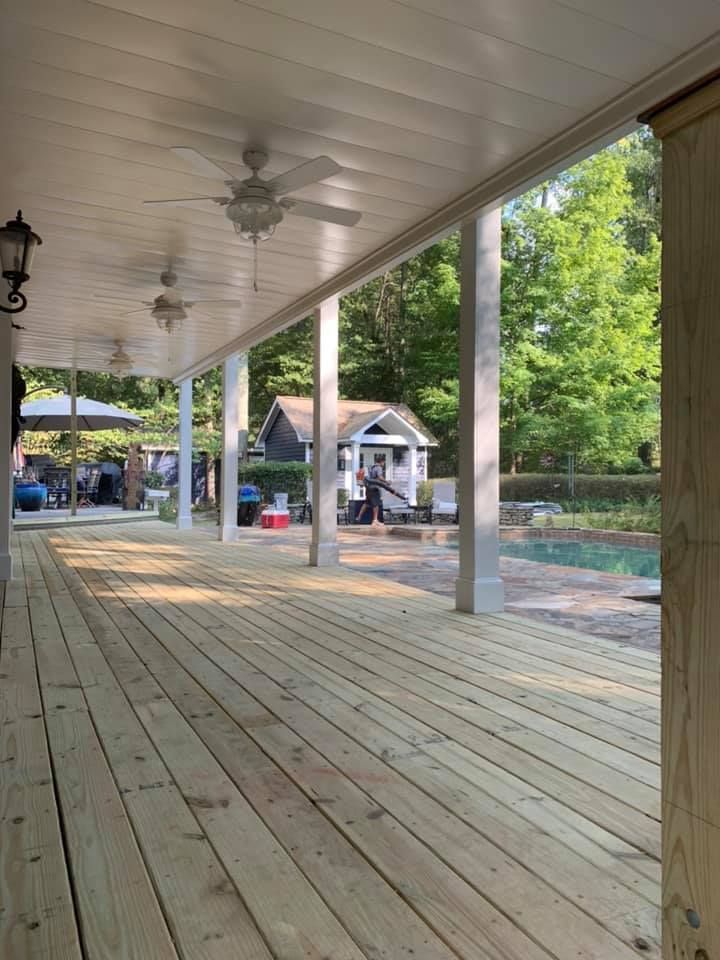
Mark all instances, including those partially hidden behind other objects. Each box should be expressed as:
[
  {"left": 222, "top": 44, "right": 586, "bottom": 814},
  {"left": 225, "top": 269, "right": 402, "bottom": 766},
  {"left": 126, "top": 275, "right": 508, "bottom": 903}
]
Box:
[{"left": 3, "top": 0, "right": 720, "bottom": 379}]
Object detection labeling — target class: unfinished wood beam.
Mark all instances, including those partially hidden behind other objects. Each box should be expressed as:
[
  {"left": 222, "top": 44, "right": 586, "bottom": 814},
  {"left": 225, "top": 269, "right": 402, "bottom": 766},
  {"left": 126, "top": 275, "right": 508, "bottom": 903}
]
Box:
[{"left": 646, "top": 76, "right": 720, "bottom": 960}]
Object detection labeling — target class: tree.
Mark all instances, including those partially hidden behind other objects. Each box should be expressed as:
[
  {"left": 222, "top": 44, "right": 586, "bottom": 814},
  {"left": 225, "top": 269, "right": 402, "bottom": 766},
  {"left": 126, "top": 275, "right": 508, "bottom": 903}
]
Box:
[{"left": 500, "top": 138, "right": 660, "bottom": 472}]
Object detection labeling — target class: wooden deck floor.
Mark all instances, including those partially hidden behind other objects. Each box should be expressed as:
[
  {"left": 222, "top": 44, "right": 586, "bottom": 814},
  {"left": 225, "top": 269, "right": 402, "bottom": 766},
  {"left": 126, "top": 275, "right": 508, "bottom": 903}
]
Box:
[{"left": 1, "top": 521, "right": 661, "bottom": 960}]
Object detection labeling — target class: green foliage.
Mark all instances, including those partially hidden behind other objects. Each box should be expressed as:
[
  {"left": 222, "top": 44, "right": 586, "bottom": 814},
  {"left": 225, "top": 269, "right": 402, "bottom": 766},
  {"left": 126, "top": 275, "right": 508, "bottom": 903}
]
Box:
[
  {"left": 500, "top": 135, "right": 661, "bottom": 473},
  {"left": 499, "top": 472, "right": 659, "bottom": 503},
  {"left": 144, "top": 470, "right": 165, "bottom": 489},
  {"left": 237, "top": 461, "right": 311, "bottom": 502},
  {"left": 415, "top": 480, "right": 434, "bottom": 508},
  {"left": 582, "top": 496, "right": 661, "bottom": 534},
  {"left": 337, "top": 488, "right": 348, "bottom": 508}
]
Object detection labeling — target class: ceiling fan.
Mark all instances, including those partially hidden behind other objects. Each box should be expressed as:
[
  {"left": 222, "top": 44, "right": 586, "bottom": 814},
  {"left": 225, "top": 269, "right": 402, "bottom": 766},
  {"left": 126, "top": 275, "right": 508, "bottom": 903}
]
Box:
[
  {"left": 108, "top": 339, "right": 133, "bottom": 378},
  {"left": 143, "top": 148, "right": 362, "bottom": 289},
  {"left": 95, "top": 268, "right": 243, "bottom": 334}
]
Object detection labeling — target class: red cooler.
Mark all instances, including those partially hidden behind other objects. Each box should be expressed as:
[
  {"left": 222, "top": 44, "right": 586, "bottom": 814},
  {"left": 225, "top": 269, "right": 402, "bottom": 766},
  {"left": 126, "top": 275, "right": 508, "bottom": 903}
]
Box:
[{"left": 261, "top": 509, "right": 289, "bottom": 529}]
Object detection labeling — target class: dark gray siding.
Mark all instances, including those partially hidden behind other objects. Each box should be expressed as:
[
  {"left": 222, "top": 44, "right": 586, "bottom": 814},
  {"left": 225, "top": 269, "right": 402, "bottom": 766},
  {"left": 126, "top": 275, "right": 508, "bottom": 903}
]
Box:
[
  {"left": 264, "top": 410, "right": 307, "bottom": 462},
  {"left": 365, "top": 422, "right": 388, "bottom": 434}
]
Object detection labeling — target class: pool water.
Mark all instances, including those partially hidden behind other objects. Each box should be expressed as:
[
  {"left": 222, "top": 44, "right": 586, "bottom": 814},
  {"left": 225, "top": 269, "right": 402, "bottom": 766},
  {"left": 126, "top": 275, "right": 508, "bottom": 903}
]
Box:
[{"left": 496, "top": 539, "right": 660, "bottom": 578}]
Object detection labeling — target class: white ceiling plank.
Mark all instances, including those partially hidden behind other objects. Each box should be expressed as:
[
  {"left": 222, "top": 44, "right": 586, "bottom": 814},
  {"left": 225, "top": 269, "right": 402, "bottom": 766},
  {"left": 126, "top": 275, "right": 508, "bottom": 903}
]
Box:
[
  {"left": 392, "top": 0, "right": 674, "bottom": 80},
  {"left": 0, "top": 29, "right": 516, "bottom": 173},
  {"left": 89, "top": 0, "right": 583, "bottom": 131},
  {"left": 0, "top": 85, "right": 476, "bottom": 192},
  {"left": 555, "top": 0, "right": 720, "bottom": 49},
  {"left": 242, "top": 0, "right": 626, "bottom": 104},
  {"left": 4, "top": 1, "right": 547, "bottom": 155}
]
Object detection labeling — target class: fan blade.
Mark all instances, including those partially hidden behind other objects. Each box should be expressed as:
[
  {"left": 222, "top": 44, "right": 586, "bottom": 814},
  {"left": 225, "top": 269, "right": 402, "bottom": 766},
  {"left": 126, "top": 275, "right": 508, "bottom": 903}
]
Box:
[
  {"left": 266, "top": 156, "right": 341, "bottom": 195},
  {"left": 191, "top": 299, "right": 244, "bottom": 305},
  {"left": 171, "top": 147, "right": 235, "bottom": 181},
  {"left": 283, "top": 199, "right": 361, "bottom": 227},
  {"left": 93, "top": 295, "right": 141, "bottom": 303},
  {"left": 122, "top": 308, "right": 153, "bottom": 316},
  {"left": 143, "top": 197, "right": 228, "bottom": 208}
]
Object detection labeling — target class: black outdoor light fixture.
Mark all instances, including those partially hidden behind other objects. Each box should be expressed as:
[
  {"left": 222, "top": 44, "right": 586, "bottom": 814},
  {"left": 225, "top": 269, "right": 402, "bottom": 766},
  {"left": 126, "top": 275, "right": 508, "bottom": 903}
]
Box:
[{"left": 0, "top": 210, "right": 42, "bottom": 314}]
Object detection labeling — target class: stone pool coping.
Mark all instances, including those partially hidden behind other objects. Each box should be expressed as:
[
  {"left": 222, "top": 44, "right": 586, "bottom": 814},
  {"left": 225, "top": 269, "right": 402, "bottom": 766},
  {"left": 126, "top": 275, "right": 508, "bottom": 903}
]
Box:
[{"left": 389, "top": 525, "right": 659, "bottom": 549}]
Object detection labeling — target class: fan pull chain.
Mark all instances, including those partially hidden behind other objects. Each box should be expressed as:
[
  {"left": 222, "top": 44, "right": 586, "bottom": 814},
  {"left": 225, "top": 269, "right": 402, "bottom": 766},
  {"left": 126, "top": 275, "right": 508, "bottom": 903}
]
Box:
[{"left": 253, "top": 238, "right": 259, "bottom": 293}]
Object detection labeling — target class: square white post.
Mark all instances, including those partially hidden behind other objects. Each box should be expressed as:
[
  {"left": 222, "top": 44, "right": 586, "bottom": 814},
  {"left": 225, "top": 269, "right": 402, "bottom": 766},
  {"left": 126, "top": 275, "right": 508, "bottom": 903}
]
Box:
[
  {"left": 350, "top": 441, "right": 360, "bottom": 500},
  {"left": 176, "top": 377, "right": 193, "bottom": 530},
  {"left": 220, "top": 355, "right": 240, "bottom": 542},
  {"left": 342, "top": 447, "right": 352, "bottom": 497},
  {"left": 310, "top": 297, "right": 339, "bottom": 566},
  {"left": 408, "top": 443, "right": 418, "bottom": 506},
  {"left": 0, "top": 320, "right": 12, "bottom": 581},
  {"left": 455, "top": 209, "right": 504, "bottom": 614},
  {"left": 238, "top": 352, "right": 249, "bottom": 462}
]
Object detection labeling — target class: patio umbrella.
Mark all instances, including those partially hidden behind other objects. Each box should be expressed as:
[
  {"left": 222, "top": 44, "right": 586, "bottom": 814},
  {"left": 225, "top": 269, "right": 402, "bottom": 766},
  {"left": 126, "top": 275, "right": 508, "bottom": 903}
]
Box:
[
  {"left": 20, "top": 393, "right": 142, "bottom": 515},
  {"left": 20, "top": 395, "right": 143, "bottom": 431}
]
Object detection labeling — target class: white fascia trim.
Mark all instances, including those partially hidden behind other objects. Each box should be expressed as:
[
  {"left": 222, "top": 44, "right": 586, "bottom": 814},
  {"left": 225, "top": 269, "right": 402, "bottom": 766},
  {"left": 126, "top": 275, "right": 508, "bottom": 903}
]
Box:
[{"left": 173, "top": 34, "right": 720, "bottom": 384}]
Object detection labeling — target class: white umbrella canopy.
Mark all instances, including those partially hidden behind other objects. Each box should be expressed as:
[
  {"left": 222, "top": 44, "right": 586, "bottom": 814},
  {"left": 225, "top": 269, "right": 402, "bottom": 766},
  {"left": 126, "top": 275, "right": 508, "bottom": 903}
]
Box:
[{"left": 21, "top": 395, "right": 143, "bottom": 431}]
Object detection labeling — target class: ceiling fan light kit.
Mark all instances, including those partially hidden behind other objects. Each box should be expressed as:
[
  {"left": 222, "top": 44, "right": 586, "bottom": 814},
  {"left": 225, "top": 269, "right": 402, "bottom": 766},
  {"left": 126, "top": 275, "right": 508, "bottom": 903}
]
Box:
[{"left": 144, "top": 147, "right": 362, "bottom": 292}]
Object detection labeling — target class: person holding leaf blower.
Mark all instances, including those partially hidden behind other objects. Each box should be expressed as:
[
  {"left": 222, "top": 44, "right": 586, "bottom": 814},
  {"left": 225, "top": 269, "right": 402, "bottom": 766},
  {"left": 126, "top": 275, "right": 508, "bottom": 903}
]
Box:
[{"left": 355, "top": 461, "right": 406, "bottom": 526}]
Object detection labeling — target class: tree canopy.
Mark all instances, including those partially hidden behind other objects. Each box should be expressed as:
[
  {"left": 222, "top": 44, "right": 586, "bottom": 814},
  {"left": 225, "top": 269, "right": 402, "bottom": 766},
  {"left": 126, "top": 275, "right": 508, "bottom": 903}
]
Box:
[{"left": 20, "top": 131, "right": 661, "bottom": 477}]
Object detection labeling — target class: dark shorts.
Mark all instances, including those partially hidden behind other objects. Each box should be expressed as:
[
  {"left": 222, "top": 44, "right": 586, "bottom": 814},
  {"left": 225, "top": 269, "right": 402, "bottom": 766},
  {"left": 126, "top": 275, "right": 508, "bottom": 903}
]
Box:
[{"left": 367, "top": 487, "right": 381, "bottom": 507}]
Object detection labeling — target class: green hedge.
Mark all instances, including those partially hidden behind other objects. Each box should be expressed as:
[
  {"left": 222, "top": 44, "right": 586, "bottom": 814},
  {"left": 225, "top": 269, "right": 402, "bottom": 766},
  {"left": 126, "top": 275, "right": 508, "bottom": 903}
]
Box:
[
  {"left": 499, "top": 473, "right": 660, "bottom": 504},
  {"left": 238, "top": 461, "right": 311, "bottom": 502}
]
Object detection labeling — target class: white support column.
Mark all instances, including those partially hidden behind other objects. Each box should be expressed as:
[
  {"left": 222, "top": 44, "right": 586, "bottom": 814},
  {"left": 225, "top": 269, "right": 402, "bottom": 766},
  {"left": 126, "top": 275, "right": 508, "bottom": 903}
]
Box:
[
  {"left": 310, "top": 297, "right": 339, "bottom": 567},
  {"left": 176, "top": 377, "right": 193, "bottom": 530},
  {"left": 342, "top": 447, "right": 352, "bottom": 498},
  {"left": 351, "top": 441, "right": 360, "bottom": 500},
  {"left": 237, "top": 352, "right": 249, "bottom": 462},
  {"left": 408, "top": 443, "right": 418, "bottom": 506},
  {"left": 70, "top": 367, "right": 78, "bottom": 516},
  {"left": 455, "top": 208, "right": 504, "bottom": 614},
  {"left": 0, "top": 320, "right": 12, "bottom": 581},
  {"left": 220, "top": 355, "right": 239, "bottom": 542}
]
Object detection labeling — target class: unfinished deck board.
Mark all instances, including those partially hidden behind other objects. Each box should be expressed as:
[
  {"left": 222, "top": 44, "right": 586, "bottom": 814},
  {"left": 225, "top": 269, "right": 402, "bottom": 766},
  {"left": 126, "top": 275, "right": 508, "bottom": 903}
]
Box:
[
  {"left": 12, "top": 523, "right": 663, "bottom": 960},
  {"left": 56, "top": 525, "right": 661, "bottom": 958},
  {"left": 0, "top": 546, "right": 82, "bottom": 960},
  {"left": 20, "top": 535, "right": 272, "bottom": 960},
  {"left": 66, "top": 525, "right": 662, "bottom": 855},
  {"left": 91, "top": 529, "right": 660, "bottom": 811}
]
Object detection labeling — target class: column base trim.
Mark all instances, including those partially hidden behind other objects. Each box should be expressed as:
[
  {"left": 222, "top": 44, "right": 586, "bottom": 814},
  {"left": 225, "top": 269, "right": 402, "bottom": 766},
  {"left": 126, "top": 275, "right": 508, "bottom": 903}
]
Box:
[
  {"left": 309, "top": 542, "right": 339, "bottom": 567},
  {"left": 455, "top": 576, "right": 504, "bottom": 614},
  {"left": 0, "top": 552, "right": 12, "bottom": 582},
  {"left": 219, "top": 525, "right": 239, "bottom": 543},
  {"left": 176, "top": 516, "right": 193, "bottom": 531}
]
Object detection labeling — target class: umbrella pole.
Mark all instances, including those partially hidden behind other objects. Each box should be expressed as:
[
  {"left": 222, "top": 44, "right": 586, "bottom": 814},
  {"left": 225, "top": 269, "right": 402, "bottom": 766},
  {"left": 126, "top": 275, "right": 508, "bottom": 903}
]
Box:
[{"left": 70, "top": 368, "right": 77, "bottom": 516}]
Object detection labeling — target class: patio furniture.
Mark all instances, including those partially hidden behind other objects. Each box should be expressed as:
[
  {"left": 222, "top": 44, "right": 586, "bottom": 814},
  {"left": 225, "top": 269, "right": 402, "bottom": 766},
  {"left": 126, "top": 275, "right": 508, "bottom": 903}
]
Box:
[
  {"left": 429, "top": 481, "right": 458, "bottom": 524},
  {"left": 78, "top": 468, "right": 101, "bottom": 507},
  {"left": 146, "top": 489, "right": 170, "bottom": 511},
  {"left": 43, "top": 467, "right": 71, "bottom": 509}
]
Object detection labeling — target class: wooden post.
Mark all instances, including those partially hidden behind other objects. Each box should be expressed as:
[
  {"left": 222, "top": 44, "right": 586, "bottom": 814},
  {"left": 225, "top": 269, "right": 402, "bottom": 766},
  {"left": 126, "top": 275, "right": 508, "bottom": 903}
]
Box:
[
  {"left": 310, "top": 297, "right": 339, "bottom": 566},
  {"left": 645, "top": 77, "right": 720, "bottom": 959},
  {"left": 0, "top": 319, "right": 12, "bottom": 580},
  {"left": 455, "top": 209, "right": 504, "bottom": 613},
  {"left": 177, "top": 378, "right": 193, "bottom": 530},
  {"left": 70, "top": 367, "right": 78, "bottom": 516}
]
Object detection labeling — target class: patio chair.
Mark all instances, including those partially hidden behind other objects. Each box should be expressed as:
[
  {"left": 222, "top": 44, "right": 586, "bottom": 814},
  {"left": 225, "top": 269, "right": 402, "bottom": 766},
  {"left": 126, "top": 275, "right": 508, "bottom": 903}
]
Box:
[
  {"left": 430, "top": 481, "right": 458, "bottom": 524},
  {"left": 44, "top": 467, "right": 70, "bottom": 509},
  {"left": 383, "top": 491, "right": 415, "bottom": 523},
  {"left": 79, "top": 468, "right": 101, "bottom": 507}
]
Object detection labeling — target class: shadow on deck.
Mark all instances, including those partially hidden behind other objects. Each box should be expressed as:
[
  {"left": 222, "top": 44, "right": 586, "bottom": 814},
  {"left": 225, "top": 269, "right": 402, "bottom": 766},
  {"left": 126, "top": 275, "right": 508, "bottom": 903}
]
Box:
[{"left": 1, "top": 520, "right": 661, "bottom": 960}]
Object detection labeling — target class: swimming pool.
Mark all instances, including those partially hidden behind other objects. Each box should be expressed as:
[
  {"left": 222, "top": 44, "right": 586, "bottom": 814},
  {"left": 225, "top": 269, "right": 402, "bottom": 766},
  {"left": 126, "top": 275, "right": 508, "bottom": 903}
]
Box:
[{"left": 497, "top": 538, "right": 660, "bottom": 578}]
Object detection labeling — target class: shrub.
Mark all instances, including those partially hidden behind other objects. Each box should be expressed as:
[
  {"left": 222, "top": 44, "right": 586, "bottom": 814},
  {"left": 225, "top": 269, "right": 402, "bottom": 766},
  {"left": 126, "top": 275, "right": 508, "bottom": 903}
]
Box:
[
  {"left": 337, "top": 488, "right": 348, "bottom": 508},
  {"left": 238, "top": 461, "right": 311, "bottom": 502},
  {"left": 144, "top": 470, "right": 165, "bottom": 489},
  {"left": 416, "top": 480, "right": 434, "bottom": 508},
  {"left": 583, "top": 496, "right": 661, "bottom": 534},
  {"left": 500, "top": 473, "right": 659, "bottom": 504}
]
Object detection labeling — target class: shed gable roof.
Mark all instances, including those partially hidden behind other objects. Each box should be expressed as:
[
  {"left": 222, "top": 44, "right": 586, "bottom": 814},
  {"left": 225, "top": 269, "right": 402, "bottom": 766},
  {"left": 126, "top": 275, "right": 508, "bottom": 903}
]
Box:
[{"left": 257, "top": 396, "right": 437, "bottom": 445}]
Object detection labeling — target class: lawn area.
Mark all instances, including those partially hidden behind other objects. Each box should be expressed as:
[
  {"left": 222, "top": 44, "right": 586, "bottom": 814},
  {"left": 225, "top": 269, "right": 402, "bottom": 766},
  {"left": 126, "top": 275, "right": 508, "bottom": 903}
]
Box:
[{"left": 532, "top": 505, "right": 660, "bottom": 535}]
